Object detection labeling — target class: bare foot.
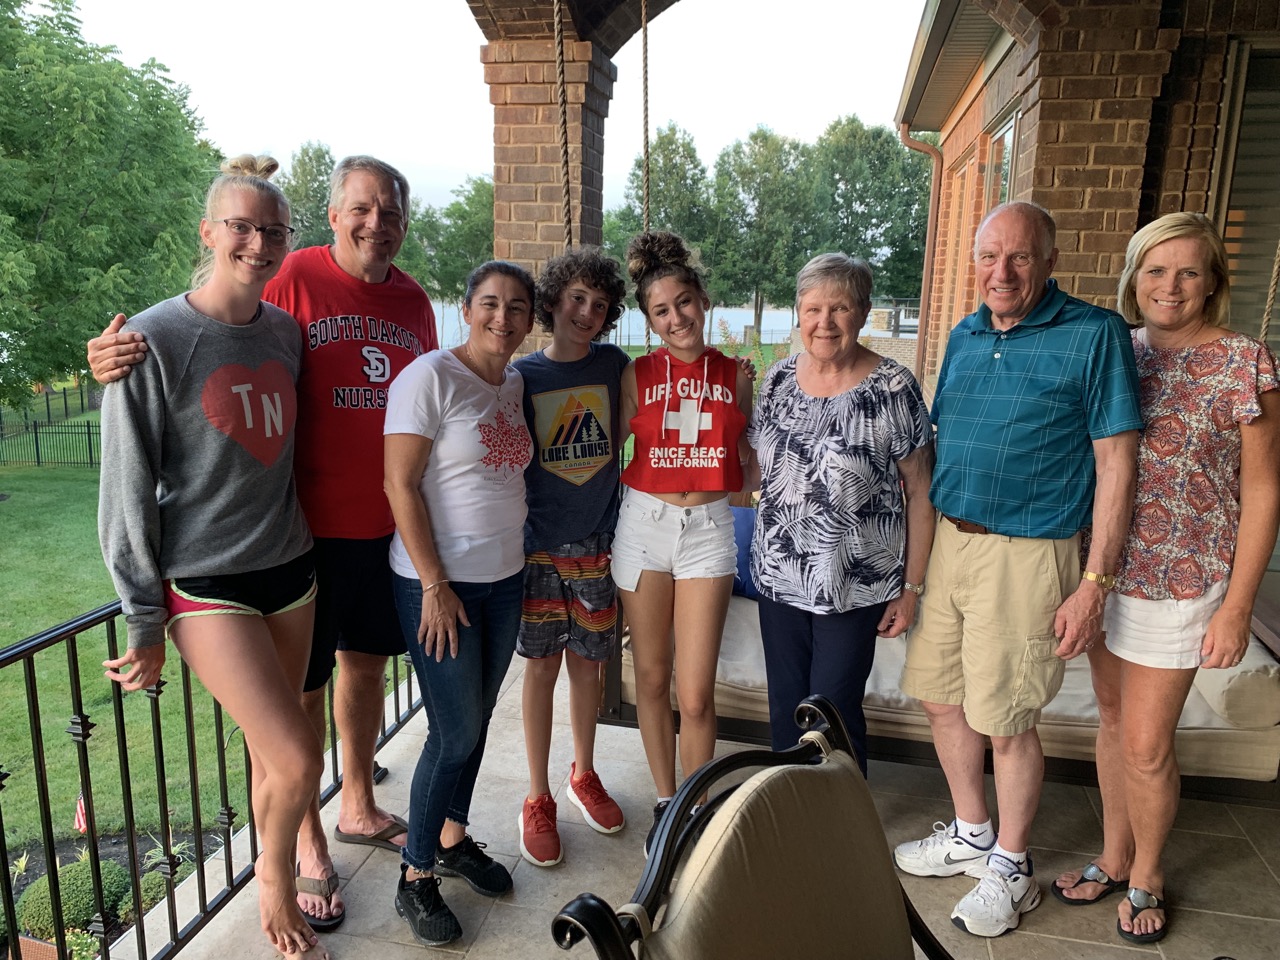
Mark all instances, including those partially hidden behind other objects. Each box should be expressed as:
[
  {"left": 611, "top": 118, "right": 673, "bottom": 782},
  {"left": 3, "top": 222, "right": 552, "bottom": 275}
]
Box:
[
  {"left": 296, "top": 838, "right": 345, "bottom": 925},
  {"left": 1119, "top": 887, "right": 1166, "bottom": 940},
  {"left": 257, "top": 855, "right": 328, "bottom": 957},
  {"left": 335, "top": 805, "right": 407, "bottom": 848},
  {"left": 1053, "top": 862, "right": 1126, "bottom": 903}
]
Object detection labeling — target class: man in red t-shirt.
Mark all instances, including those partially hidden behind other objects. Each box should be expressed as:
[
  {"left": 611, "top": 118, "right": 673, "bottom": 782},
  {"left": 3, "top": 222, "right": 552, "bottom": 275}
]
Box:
[{"left": 88, "top": 156, "right": 438, "bottom": 931}]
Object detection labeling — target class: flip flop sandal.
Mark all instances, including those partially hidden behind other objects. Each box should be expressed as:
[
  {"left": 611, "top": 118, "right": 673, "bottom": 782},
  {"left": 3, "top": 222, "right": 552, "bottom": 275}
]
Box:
[
  {"left": 1050, "top": 862, "right": 1127, "bottom": 906},
  {"left": 333, "top": 814, "right": 409, "bottom": 851},
  {"left": 1117, "top": 887, "right": 1168, "bottom": 944},
  {"left": 295, "top": 871, "right": 345, "bottom": 932}
]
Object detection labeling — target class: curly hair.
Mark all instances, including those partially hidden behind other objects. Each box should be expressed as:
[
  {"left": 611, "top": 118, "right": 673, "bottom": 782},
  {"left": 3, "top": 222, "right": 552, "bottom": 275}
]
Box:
[
  {"left": 625, "top": 231, "right": 706, "bottom": 316},
  {"left": 535, "top": 247, "right": 627, "bottom": 337}
]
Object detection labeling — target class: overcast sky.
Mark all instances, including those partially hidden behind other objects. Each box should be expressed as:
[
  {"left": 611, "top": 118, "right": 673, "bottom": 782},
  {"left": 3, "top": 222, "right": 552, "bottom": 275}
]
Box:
[{"left": 71, "top": 0, "right": 926, "bottom": 211}]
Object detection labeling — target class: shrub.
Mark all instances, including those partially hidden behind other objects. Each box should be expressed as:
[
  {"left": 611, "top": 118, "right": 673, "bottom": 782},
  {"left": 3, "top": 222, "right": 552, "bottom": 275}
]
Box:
[
  {"left": 17, "top": 860, "right": 130, "bottom": 939},
  {"left": 139, "top": 870, "right": 168, "bottom": 912},
  {"left": 66, "top": 929, "right": 101, "bottom": 960}
]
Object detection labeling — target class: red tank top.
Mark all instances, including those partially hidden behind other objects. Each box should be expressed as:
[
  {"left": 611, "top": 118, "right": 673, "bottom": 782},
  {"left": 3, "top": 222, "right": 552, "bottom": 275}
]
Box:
[{"left": 621, "top": 348, "right": 745, "bottom": 494}]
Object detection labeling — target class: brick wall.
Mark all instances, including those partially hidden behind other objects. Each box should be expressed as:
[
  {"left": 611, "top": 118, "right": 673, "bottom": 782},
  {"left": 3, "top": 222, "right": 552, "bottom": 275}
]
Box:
[
  {"left": 919, "top": 0, "right": 1181, "bottom": 376},
  {"left": 483, "top": 39, "right": 617, "bottom": 273}
]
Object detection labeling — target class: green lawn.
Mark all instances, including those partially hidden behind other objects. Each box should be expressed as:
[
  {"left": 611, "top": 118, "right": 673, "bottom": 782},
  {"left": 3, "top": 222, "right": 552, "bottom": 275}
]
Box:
[{"left": 0, "top": 466, "right": 250, "bottom": 849}]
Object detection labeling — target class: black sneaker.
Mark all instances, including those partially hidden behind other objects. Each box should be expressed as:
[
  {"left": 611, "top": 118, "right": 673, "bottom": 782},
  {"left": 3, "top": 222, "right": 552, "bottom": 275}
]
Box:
[
  {"left": 643, "top": 800, "right": 671, "bottom": 858},
  {"left": 435, "top": 835, "right": 513, "bottom": 897},
  {"left": 395, "top": 865, "right": 462, "bottom": 946}
]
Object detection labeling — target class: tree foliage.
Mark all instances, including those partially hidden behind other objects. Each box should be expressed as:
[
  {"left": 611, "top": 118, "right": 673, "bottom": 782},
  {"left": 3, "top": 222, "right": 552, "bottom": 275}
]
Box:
[
  {"left": 811, "top": 117, "right": 933, "bottom": 298},
  {"left": 606, "top": 115, "right": 933, "bottom": 326},
  {"left": 0, "top": 0, "right": 217, "bottom": 407},
  {"left": 277, "top": 140, "right": 335, "bottom": 251},
  {"left": 395, "top": 176, "right": 494, "bottom": 306},
  {"left": 712, "top": 127, "right": 815, "bottom": 332}
]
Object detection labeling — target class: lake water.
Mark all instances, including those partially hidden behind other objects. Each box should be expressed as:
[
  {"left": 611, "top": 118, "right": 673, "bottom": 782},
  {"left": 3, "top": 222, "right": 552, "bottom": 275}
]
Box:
[{"left": 434, "top": 304, "right": 914, "bottom": 349}]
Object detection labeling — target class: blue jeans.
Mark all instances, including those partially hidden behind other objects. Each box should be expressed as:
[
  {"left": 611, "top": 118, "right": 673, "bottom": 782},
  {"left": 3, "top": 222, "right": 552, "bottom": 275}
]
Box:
[
  {"left": 756, "top": 594, "right": 887, "bottom": 775},
  {"left": 393, "top": 571, "right": 522, "bottom": 871}
]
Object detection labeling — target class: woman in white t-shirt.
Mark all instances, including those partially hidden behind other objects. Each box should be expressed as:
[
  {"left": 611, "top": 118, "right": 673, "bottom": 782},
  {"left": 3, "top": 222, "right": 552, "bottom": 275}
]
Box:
[{"left": 383, "top": 261, "right": 535, "bottom": 946}]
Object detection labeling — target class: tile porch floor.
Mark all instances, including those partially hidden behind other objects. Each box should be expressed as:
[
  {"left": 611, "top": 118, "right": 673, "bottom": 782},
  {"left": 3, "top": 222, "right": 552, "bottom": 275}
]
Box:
[{"left": 135, "top": 656, "right": 1280, "bottom": 960}]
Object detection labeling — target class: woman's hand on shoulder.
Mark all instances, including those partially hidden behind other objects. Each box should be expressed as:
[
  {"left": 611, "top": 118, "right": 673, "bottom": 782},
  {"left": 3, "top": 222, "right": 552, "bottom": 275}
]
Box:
[
  {"left": 103, "top": 643, "right": 165, "bottom": 691},
  {"left": 418, "top": 582, "right": 471, "bottom": 662},
  {"left": 734, "top": 355, "right": 757, "bottom": 382}
]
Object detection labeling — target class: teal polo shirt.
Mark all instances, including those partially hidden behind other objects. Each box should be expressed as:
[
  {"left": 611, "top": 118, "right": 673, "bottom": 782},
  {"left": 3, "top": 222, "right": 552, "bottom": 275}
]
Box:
[{"left": 929, "top": 280, "right": 1141, "bottom": 539}]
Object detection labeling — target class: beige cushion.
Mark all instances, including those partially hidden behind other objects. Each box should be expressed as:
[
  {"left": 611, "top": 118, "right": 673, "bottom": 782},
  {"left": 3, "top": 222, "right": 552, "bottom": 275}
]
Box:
[
  {"left": 644, "top": 750, "right": 912, "bottom": 960},
  {"left": 1192, "top": 638, "right": 1280, "bottom": 729},
  {"left": 622, "top": 596, "right": 1280, "bottom": 782}
]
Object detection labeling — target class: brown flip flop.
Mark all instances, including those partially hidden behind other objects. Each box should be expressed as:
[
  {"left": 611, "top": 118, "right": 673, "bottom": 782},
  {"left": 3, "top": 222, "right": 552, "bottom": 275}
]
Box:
[
  {"left": 295, "top": 870, "right": 344, "bottom": 932},
  {"left": 333, "top": 814, "right": 409, "bottom": 851}
]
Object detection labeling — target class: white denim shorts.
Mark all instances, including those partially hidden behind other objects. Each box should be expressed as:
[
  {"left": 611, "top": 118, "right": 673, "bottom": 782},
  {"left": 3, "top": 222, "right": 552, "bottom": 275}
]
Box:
[
  {"left": 1103, "top": 576, "right": 1229, "bottom": 669},
  {"left": 611, "top": 488, "right": 736, "bottom": 592}
]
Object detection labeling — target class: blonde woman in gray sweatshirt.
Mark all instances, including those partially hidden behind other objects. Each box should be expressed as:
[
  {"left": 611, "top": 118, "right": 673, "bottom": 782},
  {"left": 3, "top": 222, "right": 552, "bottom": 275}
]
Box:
[{"left": 98, "top": 156, "right": 325, "bottom": 959}]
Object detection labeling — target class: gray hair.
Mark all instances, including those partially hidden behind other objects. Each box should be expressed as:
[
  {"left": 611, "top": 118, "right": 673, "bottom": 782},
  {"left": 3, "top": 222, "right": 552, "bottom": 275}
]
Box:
[
  {"left": 329, "top": 155, "right": 410, "bottom": 212},
  {"left": 975, "top": 201, "right": 1057, "bottom": 259},
  {"left": 795, "top": 253, "right": 873, "bottom": 312}
]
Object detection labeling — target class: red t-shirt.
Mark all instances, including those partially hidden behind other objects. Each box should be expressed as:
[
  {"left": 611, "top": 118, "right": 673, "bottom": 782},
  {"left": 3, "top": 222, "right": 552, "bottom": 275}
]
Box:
[
  {"left": 621, "top": 347, "right": 745, "bottom": 494},
  {"left": 265, "top": 246, "right": 439, "bottom": 538}
]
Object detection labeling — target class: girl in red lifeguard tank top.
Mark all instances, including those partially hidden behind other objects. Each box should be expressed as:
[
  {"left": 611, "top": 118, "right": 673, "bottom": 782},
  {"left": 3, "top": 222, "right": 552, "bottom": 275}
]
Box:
[{"left": 615, "top": 231, "right": 753, "bottom": 854}]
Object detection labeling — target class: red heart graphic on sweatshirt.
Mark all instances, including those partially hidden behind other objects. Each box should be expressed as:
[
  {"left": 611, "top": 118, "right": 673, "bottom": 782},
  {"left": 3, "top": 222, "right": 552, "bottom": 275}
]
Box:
[{"left": 200, "top": 361, "right": 297, "bottom": 467}]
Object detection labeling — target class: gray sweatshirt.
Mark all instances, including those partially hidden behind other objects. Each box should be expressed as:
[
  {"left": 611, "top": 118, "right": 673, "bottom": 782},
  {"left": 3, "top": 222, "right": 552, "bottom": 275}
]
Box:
[{"left": 98, "top": 294, "right": 312, "bottom": 649}]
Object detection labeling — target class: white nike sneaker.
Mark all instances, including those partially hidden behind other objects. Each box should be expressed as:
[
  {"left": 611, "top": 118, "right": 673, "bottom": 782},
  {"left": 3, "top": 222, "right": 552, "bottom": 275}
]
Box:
[
  {"left": 950, "top": 855, "right": 1041, "bottom": 937},
  {"left": 893, "top": 821, "right": 993, "bottom": 877}
]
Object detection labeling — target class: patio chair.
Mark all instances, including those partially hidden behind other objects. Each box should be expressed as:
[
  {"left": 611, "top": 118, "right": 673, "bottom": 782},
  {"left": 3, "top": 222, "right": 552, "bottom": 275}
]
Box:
[{"left": 552, "top": 695, "right": 956, "bottom": 960}]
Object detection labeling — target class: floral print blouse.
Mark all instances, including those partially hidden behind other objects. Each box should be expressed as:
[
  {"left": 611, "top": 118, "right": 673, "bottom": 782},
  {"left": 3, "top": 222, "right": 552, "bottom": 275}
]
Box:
[{"left": 1118, "top": 331, "right": 1279, "bottom": 600}]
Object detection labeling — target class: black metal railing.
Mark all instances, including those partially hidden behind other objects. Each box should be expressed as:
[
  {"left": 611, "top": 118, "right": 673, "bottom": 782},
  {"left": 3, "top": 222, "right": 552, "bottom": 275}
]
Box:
[
  {"left": 0, "top": 422, "right": 102, "bottom": 467},
  {"left": 0, "top": 602, "right": 422, "bottom": 960},
  {"left": 0, "top": 385, "right": 103, "bottom": 439}
]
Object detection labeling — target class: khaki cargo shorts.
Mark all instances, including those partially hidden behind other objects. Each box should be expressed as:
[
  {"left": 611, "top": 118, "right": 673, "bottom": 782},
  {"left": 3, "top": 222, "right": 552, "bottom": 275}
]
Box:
[{"left": 900, "top": 515, "right": 1080, "bottom": 737}]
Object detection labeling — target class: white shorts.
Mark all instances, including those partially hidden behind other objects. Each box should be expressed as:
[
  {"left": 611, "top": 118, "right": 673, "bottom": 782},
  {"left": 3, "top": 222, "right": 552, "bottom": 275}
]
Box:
[
  {"left": 611, "top": 488, "right": 736, "bottom": 592},
  {"left": 1103, "top": 577, "right": 1229, "bottom": 669}
]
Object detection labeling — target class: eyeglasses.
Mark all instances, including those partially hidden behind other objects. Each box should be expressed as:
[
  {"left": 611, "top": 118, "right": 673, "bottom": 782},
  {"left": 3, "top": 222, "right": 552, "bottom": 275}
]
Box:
[
  {"left": 976, "top": 252, "right": 1039, "bottom": 268},
  {"left": 213, "top": 218, "right": 295, "bottom": 246}
]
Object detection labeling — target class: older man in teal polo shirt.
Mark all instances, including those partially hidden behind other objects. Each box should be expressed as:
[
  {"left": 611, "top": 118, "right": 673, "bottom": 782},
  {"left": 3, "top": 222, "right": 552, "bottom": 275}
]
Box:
[{"left": 893, "top": 201, "right": 1141, "bottom": 938}]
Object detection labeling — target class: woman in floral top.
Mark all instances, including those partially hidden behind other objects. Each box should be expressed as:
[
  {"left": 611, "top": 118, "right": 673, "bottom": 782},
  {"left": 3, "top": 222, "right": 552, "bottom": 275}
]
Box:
[
  {"left": 1053, "top": 213, "right": 1280, "bottom": 945},
  {"left": 745, "top": 253, "right": 935, "bottom": 772}
]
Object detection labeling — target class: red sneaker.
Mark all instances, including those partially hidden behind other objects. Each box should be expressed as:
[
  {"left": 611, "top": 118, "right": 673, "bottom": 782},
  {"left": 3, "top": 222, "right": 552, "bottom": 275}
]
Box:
[
  {"left": 519, "top": 794, "right": 563, "bottom": 867},
  {"left": 567, "top": 763, "right": 626, "bottom": 834}
]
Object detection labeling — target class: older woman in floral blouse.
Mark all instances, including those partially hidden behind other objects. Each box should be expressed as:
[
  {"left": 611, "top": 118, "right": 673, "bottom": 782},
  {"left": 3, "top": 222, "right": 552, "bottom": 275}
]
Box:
[{"left": 745, "top": 253, "right": 935, "bottom": 772}]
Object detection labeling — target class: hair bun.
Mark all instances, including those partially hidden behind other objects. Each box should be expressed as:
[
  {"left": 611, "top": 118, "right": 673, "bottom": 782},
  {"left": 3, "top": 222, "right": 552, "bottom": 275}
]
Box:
[
  {"left": 626, "top": 231, "right": 693, "bottom": 284},
  {"left": 221, "top": 153, "right": 280, "bottom": 181}
]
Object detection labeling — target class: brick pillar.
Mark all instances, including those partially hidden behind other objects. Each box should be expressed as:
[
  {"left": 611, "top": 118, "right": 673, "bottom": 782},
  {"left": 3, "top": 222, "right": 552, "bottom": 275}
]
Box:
[
  {"left": 483, "top": 39, "right": 616, "bottom": 274},
  {"left": 1011, "top": 2, "right": 1174, "bottom": 309}
]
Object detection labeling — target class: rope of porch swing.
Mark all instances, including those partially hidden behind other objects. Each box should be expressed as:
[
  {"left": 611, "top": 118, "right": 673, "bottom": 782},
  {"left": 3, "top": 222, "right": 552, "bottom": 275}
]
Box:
[{"left": 1262, "top": 235, "right": 1278, "bottom": 343}]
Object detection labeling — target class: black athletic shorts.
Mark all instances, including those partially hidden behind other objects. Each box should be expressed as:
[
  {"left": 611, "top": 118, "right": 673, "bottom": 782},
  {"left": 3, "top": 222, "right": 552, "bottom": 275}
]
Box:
[
  {"left": 303, "top": 534, "right": 406, "bottom": 692},
  {"left": 166, "top": 550, "right": 317, "bottom": 642}
]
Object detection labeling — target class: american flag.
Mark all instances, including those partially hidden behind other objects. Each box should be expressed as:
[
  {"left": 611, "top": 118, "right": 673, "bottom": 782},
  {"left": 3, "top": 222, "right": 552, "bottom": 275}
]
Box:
[{"left": 74, "top": 792, "right": 88, "bottom": 835}]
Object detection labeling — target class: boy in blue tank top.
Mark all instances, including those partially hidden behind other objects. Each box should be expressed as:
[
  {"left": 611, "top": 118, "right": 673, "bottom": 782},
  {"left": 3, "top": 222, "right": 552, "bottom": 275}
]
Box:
[{"left": 514, "top": 249, "right": 631, "bottom": 866}]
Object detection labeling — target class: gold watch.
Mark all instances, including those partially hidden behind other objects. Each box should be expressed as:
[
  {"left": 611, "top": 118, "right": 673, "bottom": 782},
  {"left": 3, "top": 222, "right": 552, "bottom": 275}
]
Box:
[
  {"left": 902, "top": 581, "right": 925, "bottom": 596},
  {"left": 1082, "top": 571, "right": 1115, "bottom": 590}
]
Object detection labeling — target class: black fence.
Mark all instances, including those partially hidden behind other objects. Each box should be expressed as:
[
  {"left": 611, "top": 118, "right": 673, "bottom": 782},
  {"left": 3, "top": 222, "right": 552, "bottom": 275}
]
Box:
[
  {"left": 0, "top": 603, "right": 424, "bottom": 960},
  {"left": 0, "top": 422, "right": 101, "bottom": 467},
  {"left": 0, "top": 385, "right": 103, "bottom": 438}
]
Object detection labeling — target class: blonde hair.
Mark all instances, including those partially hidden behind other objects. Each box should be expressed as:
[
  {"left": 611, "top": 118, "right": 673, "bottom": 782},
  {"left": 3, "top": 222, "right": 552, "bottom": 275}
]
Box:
[
  {"left": 192, "top": 154, "right": 290, "bottom": 287},
  {"left": 1117, "top": 212, "right": 1230, "bottom": 327}
]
